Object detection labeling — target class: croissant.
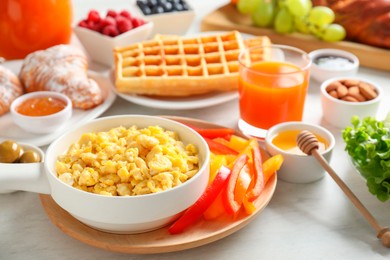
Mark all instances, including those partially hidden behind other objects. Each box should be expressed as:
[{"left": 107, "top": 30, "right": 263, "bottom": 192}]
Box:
[
  {"left": 0, "top": 65, "right": 24, "bottom": 116},
  {"left": 19, "top": 44, "right": 103, "bottom": 110}
]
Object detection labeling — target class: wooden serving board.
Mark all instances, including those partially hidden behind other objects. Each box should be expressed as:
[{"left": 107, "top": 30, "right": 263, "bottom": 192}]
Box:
[
  {"left": 201, "top": 4, "right": 390, "bottom": 72},
  {"left": 39, "top": 116, "right": 277, "bottom": 254}
]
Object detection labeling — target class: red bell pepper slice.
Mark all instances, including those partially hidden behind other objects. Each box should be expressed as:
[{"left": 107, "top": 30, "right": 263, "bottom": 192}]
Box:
[
  {"left": 168, "top": 166, "right": 231, "bottom": 235},
  {"left": 246, "top": 146, "right": 265, "bottom": 202},
  {"left": 223, "top": 154, "right": 248, "bottom": 215},
  {"left": 204, "top": 137, "right": 238, "bottom": 155},
  {"left": 195, "top": 128, "right": 235, "bottom": 140}
]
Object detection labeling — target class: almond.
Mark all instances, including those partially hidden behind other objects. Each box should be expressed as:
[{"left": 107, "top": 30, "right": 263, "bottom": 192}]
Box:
[
  {"left": 326, "top": 81, "right": 342, "bottom": 92},
  {"left": 358, "top": 83, "right": 377, "bottom": 100},
  {"left": 342, "top": 95, "right": 359, "bottom": 102},
  {"left": 343, "top": 79, "right": 360, "bottom": 87},
  {"left": 336, "top": 85, "right": 348, "bottom": 98}
]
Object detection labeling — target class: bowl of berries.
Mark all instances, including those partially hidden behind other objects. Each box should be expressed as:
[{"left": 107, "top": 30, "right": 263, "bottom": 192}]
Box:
[
  {"left": 73, "top": 9, "right": 154, "bottom": 66},
  {"left": 134, "top": 0, "right": 195, "bottom": 36}
]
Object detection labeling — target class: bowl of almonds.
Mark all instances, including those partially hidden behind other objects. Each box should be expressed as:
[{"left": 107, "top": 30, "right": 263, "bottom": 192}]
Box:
[{"left": 320, "top": 77, "right": 383, "bottom": 128}]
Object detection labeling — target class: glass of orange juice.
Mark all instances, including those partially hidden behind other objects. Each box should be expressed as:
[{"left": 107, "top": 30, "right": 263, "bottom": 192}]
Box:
[
  {"left": 238, "top": 45, "right": 311, "bottom": 138},
  {"left": 0, "top": 0, "right": 73, "bottom": 60}
]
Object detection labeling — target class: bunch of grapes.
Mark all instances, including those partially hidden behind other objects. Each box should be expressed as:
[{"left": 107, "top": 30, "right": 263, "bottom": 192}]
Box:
[{"left": 236, "top": 0, "right": 346, "bottom": 42}]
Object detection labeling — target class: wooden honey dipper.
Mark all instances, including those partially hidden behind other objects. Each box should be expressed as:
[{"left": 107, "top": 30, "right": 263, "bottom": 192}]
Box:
[{"left": 297, "top": 130, "right": 390, "bottom": 248}]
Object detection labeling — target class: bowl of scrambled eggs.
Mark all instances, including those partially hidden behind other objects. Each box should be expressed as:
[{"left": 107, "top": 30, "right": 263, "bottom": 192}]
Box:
[{"left": 0, "top": 115, "right": 210, "bottom": 234}]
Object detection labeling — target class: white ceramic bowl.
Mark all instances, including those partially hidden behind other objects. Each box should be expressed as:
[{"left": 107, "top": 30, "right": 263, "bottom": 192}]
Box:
[
  {"left": 10, "top": 91, "right": 72, "bottom": 134},
  {"left": 0, "top": 142, "right": 44, "bottom": 194},
  {"left": 265, "top": 122, "right": 335, "bottom": 183},
  {"left": 320, "top": 76, "right": 383, "bottom": 129},
  {"left": 73, "top": 21, "right": 154, "bottom": 66},
  {"left": 134, "top": 2, "right": 195, "bottom": 36},
  {"left": 0, "top": 115, "right": 210, "bottom": 234},
  {"left": 308, "top": 48, "right": 359, "bottom": 83}
]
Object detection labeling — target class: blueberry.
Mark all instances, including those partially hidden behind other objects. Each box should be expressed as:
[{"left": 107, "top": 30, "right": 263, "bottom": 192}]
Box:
[
  {"left": 142, "top": 6, "right": 152, "bottom": 15},
  {"left": 162, "top": 2, "right": 173, "bottom": 12},
  {"left": 152, "top": 5, "right": 165, "bottom": 14},
  {"left": 181, "top": 2, "right": 189, "bottom": 10},
  {"left": 148, "top": 0, "right": 158, "bottom": 7},
  {"left": 173, "top": 3, "right": 184, "bottom": 11}
]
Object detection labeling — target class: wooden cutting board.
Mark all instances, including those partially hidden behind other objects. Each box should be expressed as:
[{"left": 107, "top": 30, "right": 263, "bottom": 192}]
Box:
[{"left": 201, "top": 4, "right": 390, "bottom": 72}]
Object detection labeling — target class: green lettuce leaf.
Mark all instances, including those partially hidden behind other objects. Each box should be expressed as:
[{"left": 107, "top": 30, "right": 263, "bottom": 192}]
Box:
[{"left": 342, "top": 114, "right": 390, "bottom": 202}]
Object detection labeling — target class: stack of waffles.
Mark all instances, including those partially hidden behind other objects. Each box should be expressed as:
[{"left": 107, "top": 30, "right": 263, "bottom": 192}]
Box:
[{"left": 114, "top": 31, "right": 271, "bottom": 96}]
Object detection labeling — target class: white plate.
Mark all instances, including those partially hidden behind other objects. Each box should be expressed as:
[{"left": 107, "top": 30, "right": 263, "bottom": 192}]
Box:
[
  {"left": 112, "top": 31, "right": 245, "bottom": 110},
  {"left": 115, "top": 89, "right": 238, "bottom": 110},
  {"left": 0, "top": 60, "right": 116, "bottom": 147}
]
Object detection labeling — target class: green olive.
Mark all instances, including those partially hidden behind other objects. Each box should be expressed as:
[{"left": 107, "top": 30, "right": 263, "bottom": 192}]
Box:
[
  {"left": 0, "top": 140, "right": 21, "bottom": 163},
  {"left": 19, "top": 150, "right": 41, "bottom": 163}
]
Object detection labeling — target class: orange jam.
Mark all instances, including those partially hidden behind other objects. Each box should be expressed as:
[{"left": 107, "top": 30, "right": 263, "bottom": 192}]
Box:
[
  {"left": 272, "top": 130, "right": 329, "bottom": 155},
  {"left": 17, "top": 96, "right": 67, "bottom": 116}
]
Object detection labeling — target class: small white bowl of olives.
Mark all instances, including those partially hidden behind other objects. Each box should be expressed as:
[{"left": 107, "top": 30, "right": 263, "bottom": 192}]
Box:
[{"left": 0, "top": 140, "right": 44, "bottom": 193}]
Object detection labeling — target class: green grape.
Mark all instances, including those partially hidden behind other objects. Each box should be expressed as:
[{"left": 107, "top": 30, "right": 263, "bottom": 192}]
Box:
[
  {"left": 308, "top": 6, "right": 335, "bottom": 26},
  {"left": 252, "top": 0, "right": 275, "bottom": 27},
  {"left": 277, "top": 0, "right": 286, "bottom": 8},
  {"left": 321, "top": 24, "right": 346, "bottom": 42},
  {"left": 294, "top": 17, "right": 310, "bottom": 34},
  {"left": 285, "top": 0, "right": 312, "bottom": 17},
  {"left": 308, "top": 23, "right": 325, "bottom": 38},
  {"left": 274, "top": 8, "right": 294, "bottom": 33},
  {"left": 237, "top": 0, "right": 261, "bottom": 15}
]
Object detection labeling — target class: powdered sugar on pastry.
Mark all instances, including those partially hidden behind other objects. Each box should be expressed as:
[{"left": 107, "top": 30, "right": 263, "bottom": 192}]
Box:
[
  {"left": 19, "top": 45, "right": 103, "bottom": 109},
  {"left": 0, "top": 66, "right": 24, "bottom": 116}
]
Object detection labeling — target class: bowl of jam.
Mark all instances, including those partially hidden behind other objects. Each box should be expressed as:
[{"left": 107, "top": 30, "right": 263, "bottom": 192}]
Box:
[
  {"left": 308, "top": 48, "right": 359, "bottom": 83},
  {"left": 10, "top": 91, "right": 72, "bottom": 134}
]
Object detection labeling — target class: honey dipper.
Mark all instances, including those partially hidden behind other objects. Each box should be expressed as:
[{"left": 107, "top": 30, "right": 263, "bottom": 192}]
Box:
[{"left": 296, "top": 130, "right": 390, "bottom": 248}]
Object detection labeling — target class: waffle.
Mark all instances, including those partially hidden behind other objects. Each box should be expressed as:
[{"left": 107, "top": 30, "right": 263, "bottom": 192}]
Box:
[{"left": 114, "top": 31, "right": 271, "bottom": 97}]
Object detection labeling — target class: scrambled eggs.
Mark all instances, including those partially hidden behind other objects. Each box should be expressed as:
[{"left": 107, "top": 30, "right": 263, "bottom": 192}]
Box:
[{"left": 56, "top": 125, "right": 200, "bottom": 196}]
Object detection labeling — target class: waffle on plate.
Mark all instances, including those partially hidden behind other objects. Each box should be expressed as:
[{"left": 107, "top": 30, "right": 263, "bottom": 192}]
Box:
[{"left": 114, "top": 31, "right": 271, "bottom": 97}]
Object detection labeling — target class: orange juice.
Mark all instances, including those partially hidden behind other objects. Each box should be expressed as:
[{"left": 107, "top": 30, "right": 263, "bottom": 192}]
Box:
[
  {"left": 0, "top": 0, "right": 73, "bottom": 60},
  {"left": 239, "top": 61, "right": 310, "bottom": 130}
]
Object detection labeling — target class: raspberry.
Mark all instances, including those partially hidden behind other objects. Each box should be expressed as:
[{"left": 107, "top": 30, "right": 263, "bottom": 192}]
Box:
[
  {"left": 119, "top": 10, "right": 132, "bottom": 19},
  {"left": 102, "top": 25, "right": 119, "bottom": 37},
  {"left": 131, "top": 17, "right": 145, "bottom": 28},
  {"left": 87, "top": 10, "right": 101, "bottom": 23},
  {"left": 116, "top": 16, "right": 133, "bottom": 33},
  {"left": 106, "top": 9, "right": 118, "bottom": 18},
  {"left": 78, "top": 19, "right": 89, "bottom": 28},
  {"left": 90, "top": 21, "right": 102, "bottom": 32},
  {"left": 101, "top": 16, "right": 116, "bottom": 28}
]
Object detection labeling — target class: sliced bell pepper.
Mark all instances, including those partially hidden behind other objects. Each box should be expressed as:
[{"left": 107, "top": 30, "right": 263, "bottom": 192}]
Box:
[
  {"left": 262, "top": 154, "right": 284, "bottom": 184},
  {"left": 203, "top": 191, "right": 226, "bottom": 220},
  {"left": 209, "top": 154, "right": 228, "bottom": 183},
  {"left": 228, "top": 135, "right": 249, "bottom": 152},
  {"left": 223, "top": 153, "right": 248, "bottom": 215},
  {"left": 246, "top": 146, "right": 264, "bottom": 202},
  {"left": 234, "top": 163, "right": 252, "bottom": 205},
  {"left": 204, "top": 137, "right": 238, "bottom": 155},
  {"left": 232, "top": 162, "right": 252, "bottom": 219},
  {"left": 212, "top": 137, "right": 232, "bottom": 148},
  {"left": 195, "top": 128, "right": 235, "bottom": 140},
  {"left": 242, "top": 195, "right": 257, "bottom": 215},
  {"left": 168, "top": 166, "right": 231, "bottom": 235}
]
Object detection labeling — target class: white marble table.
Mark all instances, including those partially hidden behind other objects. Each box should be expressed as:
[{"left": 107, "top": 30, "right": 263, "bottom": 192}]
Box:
[{"left": 1, "top": 1, "right": 390, "bottom": 259}]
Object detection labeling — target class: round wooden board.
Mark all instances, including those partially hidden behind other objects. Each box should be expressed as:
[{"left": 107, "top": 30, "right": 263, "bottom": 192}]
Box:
[{"left": 39, "top": 116, "right": 277, "bottom": 254}]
